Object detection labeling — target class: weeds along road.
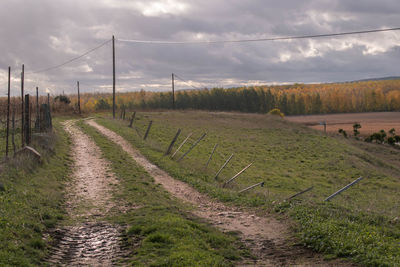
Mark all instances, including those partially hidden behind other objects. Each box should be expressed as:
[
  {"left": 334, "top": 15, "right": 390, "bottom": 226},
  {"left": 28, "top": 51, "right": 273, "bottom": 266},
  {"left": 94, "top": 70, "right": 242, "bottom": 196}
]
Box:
[
  {"left": 47, "top": 120, "right": 127, "bottom": 266},
  {"left": 86, "top": 119, "right": 355, "bottom": 267}
]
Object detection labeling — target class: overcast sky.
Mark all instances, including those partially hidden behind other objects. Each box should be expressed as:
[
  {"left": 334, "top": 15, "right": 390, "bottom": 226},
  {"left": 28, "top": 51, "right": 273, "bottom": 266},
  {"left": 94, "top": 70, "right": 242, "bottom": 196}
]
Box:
[{"left": 1, "top": 0, "right": 400, "bottom": 96}]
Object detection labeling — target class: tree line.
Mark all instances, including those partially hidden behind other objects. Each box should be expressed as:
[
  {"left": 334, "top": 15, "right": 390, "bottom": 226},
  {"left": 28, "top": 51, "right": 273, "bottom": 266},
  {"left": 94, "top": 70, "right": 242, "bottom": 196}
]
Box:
[
  {"left": 85, "top": 79, "right": 400, "bottom": 115},
  {"left": 4, "top": 79, "right": 396, "bottom": 116}
]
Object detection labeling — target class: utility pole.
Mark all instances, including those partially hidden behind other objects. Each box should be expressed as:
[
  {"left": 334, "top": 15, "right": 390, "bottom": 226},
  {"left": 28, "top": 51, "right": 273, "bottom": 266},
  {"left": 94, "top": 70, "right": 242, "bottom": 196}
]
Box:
[
  {"left": 112, "top": 35, "right": 116, "bottom": 119},
  {"left": 6, "top": 67, "right": 11, "bottom": 157},
  {"left": 21, "top": 64, "right": 24, "bottom": 146},
  {"left": 77, "top": 81, "right": 81, "bottom": 114},
  {"left": 172, "top": 73, "right": 175, "bottom": 109}
]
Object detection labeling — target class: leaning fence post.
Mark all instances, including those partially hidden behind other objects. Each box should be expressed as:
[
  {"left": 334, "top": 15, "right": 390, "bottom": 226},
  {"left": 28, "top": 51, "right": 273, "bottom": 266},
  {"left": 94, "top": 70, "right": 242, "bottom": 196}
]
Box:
[
  {"left": 129, "top": 112, "right": 136, "bottom": 128},
  {"left": 324, "top": 177, "right": 363, "bottom": 201},
  {"left": 214, "top": 154, "right": 234, "bottom": 180},
  {"left": 205, "top": 144, "right": 218, "bottom": 169},
  {"left": 165, "top": 129, "right": 181, "bottom": 156},
  {"left": 171, "top": 133, "right": 192, "bottom": 159},
  {"left": 238, "top": 182, "right": 265, "bottom": 194},
  {"left": 143, "top": 120, "right": 153, "bottom": 140},
  {"left": 286, "top": 186, "right": 314, "bottom": 201},
  {"left": 177, "top": 133, "right": 206, "bottom": 162},
  {"left": 223, "top": 163, "right": 252, "bottom": 187}
]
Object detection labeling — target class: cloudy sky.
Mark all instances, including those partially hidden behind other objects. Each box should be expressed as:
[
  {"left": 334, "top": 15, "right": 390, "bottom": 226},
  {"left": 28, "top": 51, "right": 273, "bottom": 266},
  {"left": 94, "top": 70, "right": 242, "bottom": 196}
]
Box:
[{"left": 1, "top": 0, "right": 400, "bottom": 96}]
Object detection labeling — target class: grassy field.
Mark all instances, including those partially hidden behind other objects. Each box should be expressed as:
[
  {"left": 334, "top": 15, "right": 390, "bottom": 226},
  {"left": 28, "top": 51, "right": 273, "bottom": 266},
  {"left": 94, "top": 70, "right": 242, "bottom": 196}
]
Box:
[
  {"left": 95, "top": 111, "right": 400, "bottom": 266},
  {"left": 78, "top": 120, "right": 251, "bottom": 266},
  {"left": 286, "top": 112, "right": 400, "bottom": 136},
  {"left": 0, "top": 119, "right": 71, "bottom": 266}
]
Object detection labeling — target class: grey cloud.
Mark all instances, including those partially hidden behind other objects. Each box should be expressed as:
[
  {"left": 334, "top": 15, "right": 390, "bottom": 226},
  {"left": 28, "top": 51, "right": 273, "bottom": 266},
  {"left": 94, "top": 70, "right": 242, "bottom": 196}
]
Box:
[{"left": 1, "top": 0, "right": 400, "bottom": 95}]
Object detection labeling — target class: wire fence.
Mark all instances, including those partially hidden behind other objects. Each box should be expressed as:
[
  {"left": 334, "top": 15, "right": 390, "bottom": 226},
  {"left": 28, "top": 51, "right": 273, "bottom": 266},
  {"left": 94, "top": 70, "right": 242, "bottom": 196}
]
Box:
[{"left": 0, "top": 95, "right": 52, "bottom": 159}]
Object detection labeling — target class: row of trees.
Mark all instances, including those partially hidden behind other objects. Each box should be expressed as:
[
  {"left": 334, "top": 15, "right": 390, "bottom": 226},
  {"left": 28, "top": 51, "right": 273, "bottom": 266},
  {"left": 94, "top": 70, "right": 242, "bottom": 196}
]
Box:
[{"left": 62, "top": 79, "right": 400, "bottom": 115}]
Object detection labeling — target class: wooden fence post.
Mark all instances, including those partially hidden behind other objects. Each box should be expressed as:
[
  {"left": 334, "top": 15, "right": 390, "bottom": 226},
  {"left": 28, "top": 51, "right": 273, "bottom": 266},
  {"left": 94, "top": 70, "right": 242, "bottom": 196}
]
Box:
[
  {"left": 238, "top": 182, "right": 265, "bottom": 194},
  {"left": 214, "top": 154, "right": 233, "bottom": 180},
  {"left": 35, "top": 87, "right": 40, "bottom": 131},
  {"left": 24, "top": 94, "right": 30, "bottom": 145},
  {"left": 165, "top": 129, "right": 181, "bottom": 155},
  {"left": 143, "top": 120, "right": 153, "bottom": 140},
  {"left": 177, "top": 133, "right": 206, "bottom": 162},
  {"left": 21, "top": 64, "right": 24, "bottom": 146},
  {"left": 11, "top": 108, "right": 16, "bottom": 154},
  {"left": 205, "top": 144, "right": 218, "bottom": 169},
  {"left": 5, "top": 67, "right": 11, "bottom": 157},
  {"left": 286, "top": 186, "right": 314, "bottom": 201},
  {"left": 129, "top": 112, "right": 136, "bottom": 128},
  {"left": 223, "top": 163, "right": 252, "bottom": 187},
  {"left": 171, "top": 133, "right": 192, "bottom": 159}
]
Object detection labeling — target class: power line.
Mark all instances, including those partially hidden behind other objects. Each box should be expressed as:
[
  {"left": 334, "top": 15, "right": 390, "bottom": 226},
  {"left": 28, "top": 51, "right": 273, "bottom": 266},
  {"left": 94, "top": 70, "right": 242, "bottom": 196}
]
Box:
[
  {"left": 29, "top": 39, "right": 112, "bottom": 74},
  {"left": 117, "top": 27, "right": 400, "bottom": 45},
  {"left": 173, "top": 73, "right": 204, "bottom": 90}
]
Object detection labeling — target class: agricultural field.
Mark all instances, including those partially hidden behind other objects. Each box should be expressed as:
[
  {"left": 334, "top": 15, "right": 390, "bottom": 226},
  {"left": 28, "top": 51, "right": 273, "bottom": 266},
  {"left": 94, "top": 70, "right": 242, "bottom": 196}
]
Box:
[
  {"left": 93, "top": 110, "right": 400, "bottom": 266},
  {"left": 286, "top": 112, "right": 400, "bottom": 136}
]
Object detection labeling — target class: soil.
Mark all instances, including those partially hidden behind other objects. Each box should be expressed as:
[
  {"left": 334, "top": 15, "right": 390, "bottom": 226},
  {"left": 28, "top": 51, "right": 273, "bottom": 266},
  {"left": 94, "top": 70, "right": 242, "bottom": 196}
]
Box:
[
  {"left": 46, "top": 120, "right": 127, "bottom": 266},
  {"left": 87, "top": 119, "right": 357, "bottom": 266}
]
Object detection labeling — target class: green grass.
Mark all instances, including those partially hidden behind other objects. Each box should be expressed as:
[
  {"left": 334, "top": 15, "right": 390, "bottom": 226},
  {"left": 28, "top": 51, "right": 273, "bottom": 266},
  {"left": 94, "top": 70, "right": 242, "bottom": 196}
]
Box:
[
  {"left": 0, "top": 119, "right": 71, "bottom": 266},
  {"left": 94, "top": 111, "right": 400, "bottom": 266},
  {"left": 78, "top": 120, "right": 250, "bottom": 266}
]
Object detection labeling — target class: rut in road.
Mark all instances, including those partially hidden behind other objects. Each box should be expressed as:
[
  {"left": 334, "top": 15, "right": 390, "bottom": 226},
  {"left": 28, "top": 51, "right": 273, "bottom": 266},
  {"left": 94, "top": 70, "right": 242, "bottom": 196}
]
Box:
[
  {"left": 87, "top": 119, "right": 356, "bottom": 267},
  {"left": 47, "top": 120, "right": 127, "bottom": 266}
]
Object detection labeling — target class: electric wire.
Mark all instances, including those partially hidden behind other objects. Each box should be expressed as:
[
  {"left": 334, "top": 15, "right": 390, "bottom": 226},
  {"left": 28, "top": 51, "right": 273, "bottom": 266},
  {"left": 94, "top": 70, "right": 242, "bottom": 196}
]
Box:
[
  {"left": 28, "top": 39, "right": 112, "bottom": 74},
  {"left": 173, "top": 73, "right": 204, "bottom": 90},
  {"left": 117, "top": 27, "right": 400, "bottom": 45}
]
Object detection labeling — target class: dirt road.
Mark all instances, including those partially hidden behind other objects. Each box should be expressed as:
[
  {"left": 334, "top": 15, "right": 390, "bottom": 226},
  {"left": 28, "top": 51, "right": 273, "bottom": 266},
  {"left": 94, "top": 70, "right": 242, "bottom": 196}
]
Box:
[
  {"left": 47, "top": 120, "right": 126, "bottom": 266},
  {"left": 87, "top": 119, "right": 355, "bottom": 266}
]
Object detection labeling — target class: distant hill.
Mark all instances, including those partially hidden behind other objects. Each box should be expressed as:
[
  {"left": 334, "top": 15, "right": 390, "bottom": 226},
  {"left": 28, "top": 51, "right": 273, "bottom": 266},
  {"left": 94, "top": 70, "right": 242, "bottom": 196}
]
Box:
[{"left": 352, "top": 76, "right": 400, "bottom": 82}]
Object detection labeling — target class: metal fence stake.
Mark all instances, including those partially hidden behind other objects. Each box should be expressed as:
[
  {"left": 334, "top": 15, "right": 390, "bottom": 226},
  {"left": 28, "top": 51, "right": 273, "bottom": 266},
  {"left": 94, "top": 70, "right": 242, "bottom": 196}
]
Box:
[{"left": 324, "top": 177, "right": 363, "bottom": 201}]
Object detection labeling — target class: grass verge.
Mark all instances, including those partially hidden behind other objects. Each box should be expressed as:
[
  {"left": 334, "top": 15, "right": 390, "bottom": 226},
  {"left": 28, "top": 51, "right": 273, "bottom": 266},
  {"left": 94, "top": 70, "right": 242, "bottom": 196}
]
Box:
[
  {"left": 0, "top": 119, "right": 71, "bottom": 266},
  {"left": 78, "top": 120, "right": 250, "bottom": 266},
  {"left": 94, "top": 111, "right": 400, "bottom": 266}
]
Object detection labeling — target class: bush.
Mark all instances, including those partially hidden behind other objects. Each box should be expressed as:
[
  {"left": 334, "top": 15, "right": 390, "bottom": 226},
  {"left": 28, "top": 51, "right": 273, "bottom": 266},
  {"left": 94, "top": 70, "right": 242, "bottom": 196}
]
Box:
[
  {"left": 353, "top": 123, "right": 361, "bottom": 137},
  {"left": 268, "top": 108, "right": 284, "bottom": 118},
  {"left": 338, "top": 129, "right": 347, "bottom": 138},
  {"left": 54, "top": 95, "right": 71, "bottom": 104}
]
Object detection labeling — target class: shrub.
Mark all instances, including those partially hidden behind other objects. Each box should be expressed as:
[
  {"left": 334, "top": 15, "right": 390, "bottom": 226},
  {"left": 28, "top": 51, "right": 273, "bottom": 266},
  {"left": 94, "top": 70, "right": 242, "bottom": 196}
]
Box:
[
  {"left": 268, "top": 108, "right": 284, "bottom": 118},
  {"left": 54, "top": 95, "right": 71, "bottom": 104},
  {"left": 353, "top": 123, "right": 361, "bottom": 137},
  {"left": 338, "top": 129, "right": 347, "bottom": 138}
]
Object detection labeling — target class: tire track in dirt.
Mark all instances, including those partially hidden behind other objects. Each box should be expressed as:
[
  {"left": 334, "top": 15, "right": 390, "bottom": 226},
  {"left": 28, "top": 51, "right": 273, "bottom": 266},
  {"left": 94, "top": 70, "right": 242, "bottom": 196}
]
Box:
[
  {"left": 46, "top": 120, "right": 127, "bottom": 266},
  {"left": 87, "top": 119, "right": 356, "bottom": 267}
]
